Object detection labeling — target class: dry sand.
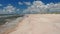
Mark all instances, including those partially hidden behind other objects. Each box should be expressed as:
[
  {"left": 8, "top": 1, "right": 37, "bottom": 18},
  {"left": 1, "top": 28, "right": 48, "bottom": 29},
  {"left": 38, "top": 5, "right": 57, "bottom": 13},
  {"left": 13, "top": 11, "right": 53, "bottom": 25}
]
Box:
[{"left": 8, "top": 14, "right": 60, "bottom": 34}]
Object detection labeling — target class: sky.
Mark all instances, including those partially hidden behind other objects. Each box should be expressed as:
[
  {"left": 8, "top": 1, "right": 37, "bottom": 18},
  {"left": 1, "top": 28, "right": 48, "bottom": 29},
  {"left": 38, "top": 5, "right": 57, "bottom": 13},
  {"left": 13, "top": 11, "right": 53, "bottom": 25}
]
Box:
[
  {"left": 0, "top": 0, "right": 60, "bottom": 8},
  {"left": 0, "top": 0, "right": 60, "bottom": 14}
]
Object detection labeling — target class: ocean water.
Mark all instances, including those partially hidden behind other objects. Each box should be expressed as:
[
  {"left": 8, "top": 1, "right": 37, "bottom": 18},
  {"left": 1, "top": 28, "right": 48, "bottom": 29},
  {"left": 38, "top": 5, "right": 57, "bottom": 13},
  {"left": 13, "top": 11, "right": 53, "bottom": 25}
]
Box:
[{"left": 0, "top": 14, "right": 24, "bottom": 34}]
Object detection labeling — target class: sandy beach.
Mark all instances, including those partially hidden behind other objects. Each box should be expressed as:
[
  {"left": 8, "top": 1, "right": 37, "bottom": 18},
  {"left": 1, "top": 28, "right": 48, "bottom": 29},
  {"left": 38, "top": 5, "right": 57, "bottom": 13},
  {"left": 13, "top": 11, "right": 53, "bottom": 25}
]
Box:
[
  {"left": 0, "top": 14, "right": 60, "bottom": 34},
  {"left": 8, "top": 14, "right": 60, "bottom": 34}
]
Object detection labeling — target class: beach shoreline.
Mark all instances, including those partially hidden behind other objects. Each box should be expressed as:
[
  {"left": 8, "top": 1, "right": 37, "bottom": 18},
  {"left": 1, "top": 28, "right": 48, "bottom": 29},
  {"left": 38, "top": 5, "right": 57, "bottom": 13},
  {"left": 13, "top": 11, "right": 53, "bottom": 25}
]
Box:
[{"left": 9, "top": 14, "right": 60, "bottom": 34}]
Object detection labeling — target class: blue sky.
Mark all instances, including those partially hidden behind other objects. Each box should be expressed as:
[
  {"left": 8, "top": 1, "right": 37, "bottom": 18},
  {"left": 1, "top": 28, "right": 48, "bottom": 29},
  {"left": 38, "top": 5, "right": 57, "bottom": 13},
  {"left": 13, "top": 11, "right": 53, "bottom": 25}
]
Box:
[
  {"left": 0, "top": 0, "right": 60, "bottom": 9},
  {"left": 0, "top": 0, "right": 60, "bottom": 14}
]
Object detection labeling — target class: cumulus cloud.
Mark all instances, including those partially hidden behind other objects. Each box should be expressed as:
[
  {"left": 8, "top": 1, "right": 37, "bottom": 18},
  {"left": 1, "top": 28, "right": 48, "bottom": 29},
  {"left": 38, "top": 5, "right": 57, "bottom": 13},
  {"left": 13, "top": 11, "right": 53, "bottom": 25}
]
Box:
[
  {"left": 18, "top": 1, "right": 31, "bottom": 5},
  {"left": 23, "top": 1, "right": 60, "bottom": 14},
  {"left": 23, "top": 1, "right": 47, "bottom": 14},
  {"left": 24, "top": 2, "right": 31, "bottom": 5},
  {"left": 0, "top": 1, "right": 60, "bottom": 14},
  {"left": 0, "top": 4, "right": 3, "bottom": 6},
  {"left": 18, "top": 2, "right": 23, "bottom": 5},
  {"left": 0, "top": 4, "right": 22, "bottom": 14},
  {"left": 17, "top": 9, "right": 20, "bottom": 11},
  {"left": 3, "top": 4, "right": 16, "bottom": 13},
  {"left": 0, "top": 4, "right": 17, "bottom": 14}
]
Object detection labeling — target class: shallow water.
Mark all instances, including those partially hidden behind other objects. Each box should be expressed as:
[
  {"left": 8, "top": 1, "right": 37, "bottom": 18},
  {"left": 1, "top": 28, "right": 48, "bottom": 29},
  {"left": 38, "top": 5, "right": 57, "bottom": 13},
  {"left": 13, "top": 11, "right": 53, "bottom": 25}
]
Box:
[{"left": 0, "top": 16, "right": 24, "bottom": 34}]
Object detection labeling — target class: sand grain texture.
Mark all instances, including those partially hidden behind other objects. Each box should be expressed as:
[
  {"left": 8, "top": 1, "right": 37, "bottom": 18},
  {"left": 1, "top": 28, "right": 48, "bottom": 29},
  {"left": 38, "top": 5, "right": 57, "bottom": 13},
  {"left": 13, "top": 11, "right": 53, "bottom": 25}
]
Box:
[{"left": 9, "top": 14, "right": 60, "bottom": 34}]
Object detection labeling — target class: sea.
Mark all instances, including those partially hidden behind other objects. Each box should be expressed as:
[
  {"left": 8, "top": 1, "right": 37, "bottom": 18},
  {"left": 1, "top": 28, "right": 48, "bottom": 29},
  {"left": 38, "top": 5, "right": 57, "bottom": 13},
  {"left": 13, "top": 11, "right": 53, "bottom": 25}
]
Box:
[{"left": 0, "top": 14, "right": 24, "bottom": 34}]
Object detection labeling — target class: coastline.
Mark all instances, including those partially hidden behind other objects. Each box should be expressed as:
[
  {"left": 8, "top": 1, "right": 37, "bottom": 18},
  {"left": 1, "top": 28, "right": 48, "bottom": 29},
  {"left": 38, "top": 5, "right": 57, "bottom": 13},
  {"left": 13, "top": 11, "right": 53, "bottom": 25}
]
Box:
[
  {"left": 9, "top": 14, "right": 60, "bottom": 34},
  {"left": 0, "top": 17, "right": 24, "bottom": 34}
]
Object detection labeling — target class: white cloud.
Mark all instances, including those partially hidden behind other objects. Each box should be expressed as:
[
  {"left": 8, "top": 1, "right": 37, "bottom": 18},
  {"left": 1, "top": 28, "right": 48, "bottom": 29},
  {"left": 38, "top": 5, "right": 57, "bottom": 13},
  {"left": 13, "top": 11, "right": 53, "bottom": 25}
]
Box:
[
  {"left": 18, "top": 2, "right": 23, "bottom": 5},
  {"left": 0, "top": 4, "right": 22, "bottom": 14},
  {"left": 0, "top": 4, "right": 3, "bottom": 6},
  {"left": 23, "top": 1, "right": 60, "bottom": 14},
  {"left": 33, "top": 1, "right": 44, "bottom": 6},
  {"left": 24, "top": 2, "right": 31, "bottom": 5},
  {"left": 23, "top": 1, "right": 47, "bottom": 14},
  {"left": 0, "top": 1, "right": 60, "bottom": 14},
  {"left": 18, "top": 2, "right": 31, "bottom": 5},
  {"left": 17, "top": 9, "right": 20, "bottom": 11},
  {"left": 2, "top": 4, "right": 16, "bottom": 14},
  {"left": 0, "top": 9, "right": 4, "bottom": 14}
]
